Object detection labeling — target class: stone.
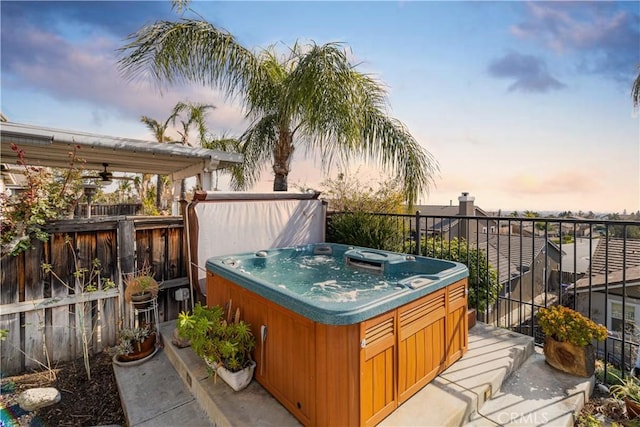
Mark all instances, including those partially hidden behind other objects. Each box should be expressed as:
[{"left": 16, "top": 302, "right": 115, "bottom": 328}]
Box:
[
  {"left": 17, "top": 387, "right": 61, "bottom": 411},
  {"left": 171, "top": 327, "right": 190, "bottom": 348}
]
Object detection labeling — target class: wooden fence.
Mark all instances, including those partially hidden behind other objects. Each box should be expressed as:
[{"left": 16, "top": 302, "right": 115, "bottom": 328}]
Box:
[
  {"left": 0, "top": 216, "right": 190, "bottom": 375},
  {"left": 75, "top": 203, "right": 142, "bottom": 218}
]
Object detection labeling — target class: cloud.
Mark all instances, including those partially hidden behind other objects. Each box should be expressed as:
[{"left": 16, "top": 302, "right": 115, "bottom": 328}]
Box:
[
  {"left": 499, "top": 171, "right": 598, "bottom": 196},
  {"left": 0, "top": 4, "right": 247, "bottom": 136},
  {"left": 488, "top": 52, "right": 566, "bottom": 93},
  {"left": 0, "top": 1, "right": 173, "bottom": 39},
  {"left": 511, "top": 2, "right": 640, "bottom": 82}
]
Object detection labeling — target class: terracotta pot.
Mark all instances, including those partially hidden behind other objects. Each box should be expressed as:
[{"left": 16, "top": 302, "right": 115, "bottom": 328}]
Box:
[
  {"left": 543, "top": 336, "right": 595, "bottom": 377},
  {"left": 117, "top": 332, "right": 157, "bottom": 362},
  {"left": 468, "top": 308, "right": 477, "bottom": 330},
  {"left": 625, "top": 398, "right": 640, "bottom": 419}
]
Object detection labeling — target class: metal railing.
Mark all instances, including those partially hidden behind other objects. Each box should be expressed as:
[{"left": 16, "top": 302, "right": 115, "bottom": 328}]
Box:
[{"left": 326, "top": 211, "right": 640, "bottom": 375}]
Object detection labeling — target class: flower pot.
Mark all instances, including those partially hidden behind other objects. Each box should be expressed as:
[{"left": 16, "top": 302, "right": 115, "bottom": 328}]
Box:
[
  {"left": 625, "top": 398, "right": 640, "bottom": 419},
  {"left": 543, "top": 336, "right": 595, "bottom": 377},
  {"left": 116, "top": 332, "right": 157, "bottom": 363},
  {"left": 216, "top": 361, "right": 256, "bottom": 392},
  {"left": 468, "top": 308, "right": 477, "bottom": 330}
]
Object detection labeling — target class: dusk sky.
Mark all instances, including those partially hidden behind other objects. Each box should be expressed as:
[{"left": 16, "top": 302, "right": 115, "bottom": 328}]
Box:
[{"left": 1, "top": 1, "right": 639, "bottom": 213}]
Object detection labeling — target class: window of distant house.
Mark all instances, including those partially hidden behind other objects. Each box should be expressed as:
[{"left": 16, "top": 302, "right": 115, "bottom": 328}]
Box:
[
  {"left": 490, "top": 226, "right": 496, "bottom": 233},
  {"left": 482, "top": 226, "right": 487, "bottom": 233},
  {"left": 608, "top": 301, "right": 638, "bottom": 336}
]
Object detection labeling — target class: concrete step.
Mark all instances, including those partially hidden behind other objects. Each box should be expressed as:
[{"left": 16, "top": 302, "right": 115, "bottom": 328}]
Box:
[
  {"left": 158, "top": 321, "right": 300, "bottom": 427},
  {"left": 379, "top": 323, "right": 535, "bottom": 426},
  {"left": 114, "top": 321, "right": 591, "bottom": 427},
  {"left": 112, "top": 339, "right": 213, "bottom": 426},
  {"left": 465, "top": 351, "right": 594, "bottom": 427}
]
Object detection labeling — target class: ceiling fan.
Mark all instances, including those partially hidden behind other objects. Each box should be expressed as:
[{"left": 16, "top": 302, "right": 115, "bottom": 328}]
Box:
[{"left": 85, "top": 163, "right": 135, "bottom": 185}]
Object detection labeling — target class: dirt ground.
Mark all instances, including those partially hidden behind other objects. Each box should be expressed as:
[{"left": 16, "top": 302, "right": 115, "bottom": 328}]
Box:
[{"left": 0, "top": 350, "right": 126, "bottom": 427}]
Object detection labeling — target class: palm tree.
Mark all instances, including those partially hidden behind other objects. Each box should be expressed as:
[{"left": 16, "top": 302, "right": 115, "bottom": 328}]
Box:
[
  {"left": 170, "top": 102, "right": 215, "bottom": 198},
  {"left": 119, "top": 15, "right": 437, "bottom": 205},
  {"left": 140, "top": 115, "right": 174, "bottom": 210},
  {"left": 171, "top": 101, "right": 215, "bottom": 147},
  {"left": 202, "top": 132, "right": 243, "bottom": 190}
]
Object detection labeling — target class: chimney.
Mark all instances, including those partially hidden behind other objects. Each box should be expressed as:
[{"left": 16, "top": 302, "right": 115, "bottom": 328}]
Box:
[
  {"left": 458, "top": 192, "right": 475, "bottom": 241},
  {"left": 458, "top": 192, "right": 475, "bottom": 216}
]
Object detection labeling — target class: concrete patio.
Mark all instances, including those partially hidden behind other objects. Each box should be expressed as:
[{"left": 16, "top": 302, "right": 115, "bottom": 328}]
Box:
[{"left": 113, "top": 322, "right": 593, "bottom": 426}]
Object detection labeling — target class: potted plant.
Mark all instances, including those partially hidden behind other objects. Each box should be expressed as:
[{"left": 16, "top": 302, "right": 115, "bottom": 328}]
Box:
[
  {"left": 536, "top": 305, "right": 608, "bottom": 377},
  {"left": 124, "top": 267, "right": 159, "bottom": 308},
  {"left": 111, "top": 325, "right": 157, "bottom": 365},
  {"left": 609, "top": 374, "right": 640, "bottom": 419},
  {"left": 176, "top": 302, "right": 256, "bottom": 391}
]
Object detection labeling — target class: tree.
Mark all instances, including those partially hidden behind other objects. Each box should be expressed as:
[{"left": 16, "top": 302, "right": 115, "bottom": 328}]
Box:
[
  {"left": 118, "top": 6, "right": 437, "bottom": 205},
  {"left": 423, "top": 237, "right": 500, "bottom": 313},
  {"left": 142, "top": 102, "right": 215, "bottom": 207},
  {"left": 324, "top": 174, "right": 408, "bottom": 252},
  {"left": 170, "top": 101, "right": 215, "bottom": 197},
  {"left": 171, "top": 101, "right": 214, "bottom": 147},
  {"left": 201, "top": 132, "right": 242, "bottom": 191},
  {"left": 140, "top": 115, "right": 174, "bottom": 211}
]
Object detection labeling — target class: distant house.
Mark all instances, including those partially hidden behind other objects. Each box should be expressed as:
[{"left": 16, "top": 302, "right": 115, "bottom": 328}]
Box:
[
  {"left": 570, "top": 238, "right": 640, "bottom": 336},
  {"left": 560, "top": 217, "right": 594, "bottom": 238},
  {"left": 473, "top": 233, "right": 561, "bottom": 299},
  {"left": 0, "top": 164, "right": 27, "bottom": 195},
  {"left": 415, "top": 193, "right": 561, "bottom": 325},
  {"left": 414, "top": 193, "right": 498, "bottom": 240},
  {"left": 560, "top": 237, "right": 599, "bottom": 275}
]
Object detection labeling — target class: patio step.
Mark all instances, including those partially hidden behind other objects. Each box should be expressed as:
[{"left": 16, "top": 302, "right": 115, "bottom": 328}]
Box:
[
  {"left": 158, "top": 321, "right": 300, "bottom": 427},
  {"left": 115, "top": 322, "right": 591, "bottom": 426},
  {"left": 112, "top": 338, "right": 213, "bottom": 426},
  {"left": 379, "top": 323, "right": 535, "bottom": 426},
  {"left": 464, "top": 350, "right": 594, "bottom": 426}
]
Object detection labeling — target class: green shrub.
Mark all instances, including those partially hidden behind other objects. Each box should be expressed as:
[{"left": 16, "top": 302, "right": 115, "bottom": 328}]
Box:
[
  {"left": 177, "top": 303, "right": 255, "bottom": 373},
  {"left": 323, "top": 173, "right": 407, "bottom": 251},
  {"left": 1, "top": 144, "right": 84, "bottom": 256},
  {"left": 423, "top": 237, "right": 501, "bottom": 313},
  {"left": 327, "top": 212, "right": 405, "bottom": 252}
]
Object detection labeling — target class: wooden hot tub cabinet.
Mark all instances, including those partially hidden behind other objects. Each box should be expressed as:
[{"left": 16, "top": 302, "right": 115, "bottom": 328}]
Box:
[{"left": 207, "top": 273, "right": 468, "bottom": 426}]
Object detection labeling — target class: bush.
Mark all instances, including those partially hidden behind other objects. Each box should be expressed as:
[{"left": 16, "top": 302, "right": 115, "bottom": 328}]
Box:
[
  {"left": 422, "top": 237, "right": 500, "bottom": 313},
  {"left": 323, "top": 173, "right": 407, "bottom": 251},
  {"left": 328, "top": 212, "right": 405, "bottom": 251},
  {"left": 537, "top": 305, "right": 608, "bottom": 346},
  {"left": 1, "top": 144, "right": 84, "bottom": 256},
  {"left": 177, "top": 303, "right": 255, "bottom": 373}
]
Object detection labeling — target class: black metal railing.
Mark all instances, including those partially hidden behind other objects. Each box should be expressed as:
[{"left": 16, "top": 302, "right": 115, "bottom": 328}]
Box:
[{"left": 326, "top": 211, "right": 640, "bottom": 378}]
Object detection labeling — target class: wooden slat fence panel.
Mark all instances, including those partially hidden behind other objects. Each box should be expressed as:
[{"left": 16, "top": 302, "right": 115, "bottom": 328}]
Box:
[
  {"left": 49, "top": 233, "right": 73, "bottom": 365},
  {"left": 96, "top": 230, "right": 118, "bottom": 351},
  {"left": 1, "top": 252, "right": 22, "bottom": 374},
  {"left": 1, "top": 217, "right": 188, "bottom": 375},
  {"left": 24, "top": 242, "right": 45, "bottom": 371}
]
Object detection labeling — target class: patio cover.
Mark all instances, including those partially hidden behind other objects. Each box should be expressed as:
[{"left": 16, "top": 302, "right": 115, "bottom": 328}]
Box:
[{"left": 0, "top": 121, "right": 242, "bottom": 184}]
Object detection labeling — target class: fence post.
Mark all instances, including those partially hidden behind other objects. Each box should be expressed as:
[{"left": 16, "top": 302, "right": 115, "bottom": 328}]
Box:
[
  {"left": 117, "top": 219, "right": 135, "bottom": 328},
  {"left": 415, "top": 210, "right": 421, "bottom": 256}
]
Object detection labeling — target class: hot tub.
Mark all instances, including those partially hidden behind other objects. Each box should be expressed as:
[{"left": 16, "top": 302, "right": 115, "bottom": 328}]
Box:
[{"left": 206, "top": 243, "right": 469, "bottom": 426}]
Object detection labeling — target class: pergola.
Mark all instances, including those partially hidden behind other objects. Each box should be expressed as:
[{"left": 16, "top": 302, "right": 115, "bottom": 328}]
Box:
[{"left": 0, "top": 121, "right": 243, "bottom": 212}]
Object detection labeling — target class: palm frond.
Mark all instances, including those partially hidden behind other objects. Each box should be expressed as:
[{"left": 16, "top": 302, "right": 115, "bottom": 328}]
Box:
[
  {"left": 119, "top": 19, "right": 258, "bottom": 103},
  {"left": 231, "top": 115, "right": 279, "bottom": 190}
]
